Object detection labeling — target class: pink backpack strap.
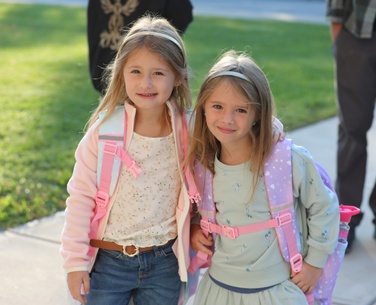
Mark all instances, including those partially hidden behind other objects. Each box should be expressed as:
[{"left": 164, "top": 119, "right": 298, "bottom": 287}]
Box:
[
  {"left": 188, "top": 162, "right": 214, "bottom": 274},
  {"left": 264, "top": 138, "right": 302, "bottom": 274},
  {"left": 91, "top": 140, "right": 121, "bottom": 227},
  {"left": 199, "top": 213, "right": 293, "bottom": 239},
  {"left": 92, "top": 137, "right": 141, "bottom": 222},
  {"left": 88, "top": 107, "right": 141, "bottom": 253},
  {"left": 182, "top": 114, "right": 201, "bottom": 204}
]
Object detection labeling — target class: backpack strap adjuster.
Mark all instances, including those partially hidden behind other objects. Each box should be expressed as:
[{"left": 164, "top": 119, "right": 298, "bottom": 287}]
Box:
[
  {"left": 290, "top": 253, "right": 303, "bottom": 274},
  {"left": 103, "top": 142, "right": 118, "bottom": 155},
  {"left": 200, "top": 219, "right": 240, "bottom": 239},
  {"left": 200, "top": 218, "right": 213, "bottom": 234},
  {"left": 95, "top": 190, "right": 110, "bottom": 208},
  {"left": 221, "top": 225, "right": 239, "bottom": 239},
  {"left": 276, "top": 213, "right": 292, "bottom": 227}
]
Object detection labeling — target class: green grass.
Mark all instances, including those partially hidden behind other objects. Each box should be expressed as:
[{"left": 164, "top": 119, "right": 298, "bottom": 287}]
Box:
[
  {"left": 184, "top": 17, "right": 336, "bottom": 128},
  {"left": 0, "top": 3, "right": 336, "bottom": 229}
]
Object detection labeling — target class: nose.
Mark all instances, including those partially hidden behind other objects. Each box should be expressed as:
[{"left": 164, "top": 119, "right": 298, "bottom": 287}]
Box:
[
  {"left": 222, "top": 110, "right": 235, "bottom": 124},
  {"left": 140, "top": 75, "right": 152, "bottom": 89}
]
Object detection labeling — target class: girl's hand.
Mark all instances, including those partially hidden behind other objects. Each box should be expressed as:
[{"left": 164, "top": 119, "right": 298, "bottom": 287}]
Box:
[
  {"left": 272, "top": 117, "right": 285, "bottom": 144},
  {"left": 190, "top": 223, "right": 214, "bottom": 256},
  {"left": 291, "top": 262, "right": 322, "bottom": 294},
  {"left": 67, "top": 271, "right": 90, "bottom": 304},
  {"left": 273, "top": 130, "right": 285, "bottom": 144}
]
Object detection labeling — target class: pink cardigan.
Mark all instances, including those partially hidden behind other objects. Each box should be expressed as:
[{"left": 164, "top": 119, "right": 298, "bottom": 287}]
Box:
[{"left": 60, "top": 101, "right": 193, "bottom": 282}]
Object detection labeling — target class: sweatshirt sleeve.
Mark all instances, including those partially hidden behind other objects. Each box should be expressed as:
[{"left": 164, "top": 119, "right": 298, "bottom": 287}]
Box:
[
  {"left": 291, "top": 145, "right": 340, "bottom": 268},
  {"left": 60, "top": 122, "right": 100, "bottom": 273},
  {"left": 326, "top": 0, "right": 346, "bottom": 22}
]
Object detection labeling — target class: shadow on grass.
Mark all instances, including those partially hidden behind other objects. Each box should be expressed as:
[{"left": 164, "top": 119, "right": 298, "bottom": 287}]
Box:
[{"left": 0, "top": 4, "right": 99, "bottom": 229}]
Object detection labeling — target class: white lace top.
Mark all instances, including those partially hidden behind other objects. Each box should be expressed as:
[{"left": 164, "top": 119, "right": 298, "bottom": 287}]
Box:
[{"left": 103, "top": 132, "right": 180, "bottom": 247}]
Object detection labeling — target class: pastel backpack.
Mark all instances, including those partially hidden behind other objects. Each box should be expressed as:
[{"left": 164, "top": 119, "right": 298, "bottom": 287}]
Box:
[
  {"left": 188, "top": 138, "right": 359, "bottom": 305},
  {"left": 88, "top": 105, "right": 200, "bottom": 256}
]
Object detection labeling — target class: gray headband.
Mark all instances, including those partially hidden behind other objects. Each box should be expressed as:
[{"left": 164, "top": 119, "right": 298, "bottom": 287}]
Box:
[
  {"left": 128, "top": 31, "right": 183, "bottom": 51},
  {"left": 209, "top": 71, "right": 251, "bottom": 82}
]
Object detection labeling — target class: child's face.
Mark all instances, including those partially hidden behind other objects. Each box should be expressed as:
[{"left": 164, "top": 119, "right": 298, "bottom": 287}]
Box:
[
  {"left": 123, "top": 47, "right": 180, "bottom": 113},
  {"left": 204, "top": 80, "right": 255, "bottom": 151}
]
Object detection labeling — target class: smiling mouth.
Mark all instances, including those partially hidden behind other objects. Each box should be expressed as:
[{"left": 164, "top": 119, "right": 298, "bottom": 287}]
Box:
[
  {"left": 138, "top": 93, "right": 157, "bottom": 97},
  {"left": 217, "top": 126, "right": 235, "bottom": 134}
]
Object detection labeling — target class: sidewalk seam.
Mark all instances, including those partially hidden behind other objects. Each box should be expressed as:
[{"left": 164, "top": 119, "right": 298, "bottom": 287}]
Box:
[{"left": 7, "top": 229, "right": 61, "bottom": 245}]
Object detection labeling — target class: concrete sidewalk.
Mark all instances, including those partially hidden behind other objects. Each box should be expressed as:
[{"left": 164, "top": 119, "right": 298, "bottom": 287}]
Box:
[{"left": 1, "top": 0, "right": 375, "bottom": 304}]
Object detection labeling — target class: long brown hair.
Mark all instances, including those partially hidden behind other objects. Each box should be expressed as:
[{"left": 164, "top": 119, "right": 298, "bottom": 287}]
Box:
[
  {"left": 186, "top": 50, "right": 276, "bottom": 189},
  {"left": 86, "top": 15, "right": 191, "bottom": 130}
]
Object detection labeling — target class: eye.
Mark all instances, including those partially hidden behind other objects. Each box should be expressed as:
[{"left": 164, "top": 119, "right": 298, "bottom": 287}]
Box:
[
  {"left": 213, "top": 104, "right": 222, "bottom": 110},
  {"left": 236, "top": 108, "right": 248, "bottom": 114},
  {"left": 154, "top": 71, "right": 164, "bottom": 76},
  {"left": 130, "top": 69, "right": 140, "bottom": 74}
]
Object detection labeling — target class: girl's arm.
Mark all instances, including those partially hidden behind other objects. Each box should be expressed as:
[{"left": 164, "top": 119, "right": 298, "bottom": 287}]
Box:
[
  {"left": 290, "top": 145, "right": 340, "bottom": 291},
  {"left": 61, "top": 127, "right": 99, "bottom": 270},
  {"left": 60, "top": 123, "right": 101, "bottom": 301}
]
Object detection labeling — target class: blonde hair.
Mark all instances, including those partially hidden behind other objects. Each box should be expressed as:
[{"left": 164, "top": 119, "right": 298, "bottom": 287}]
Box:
[
  {"left": 87, "top": 15, "right": 191, "bottom": 129},
  {"left": 187, "top": 50, "right": 276, "bottom": 185}
]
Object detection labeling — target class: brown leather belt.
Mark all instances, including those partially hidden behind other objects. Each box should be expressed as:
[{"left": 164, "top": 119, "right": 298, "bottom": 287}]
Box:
[{"left": 90, "top": 239, "right": 166, "bottom": 257}]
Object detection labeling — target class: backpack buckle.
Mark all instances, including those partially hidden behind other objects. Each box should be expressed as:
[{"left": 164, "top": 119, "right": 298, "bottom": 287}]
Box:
[
  {"left": 200, "top": 219, "right": 213, "bottom": 233},
  {"left": 276, "top": 213, "right": 292, "bottom": 227},
  {"left": 290, "top": 253, "right": 303, "bottom": 274},
  {"left": 95, "top": 190, "right": 110, "bottom": 208},
  {"left": 221, "top": 225, "right": 239, "bottom": 239},
  {"left": 103, "top": 142, "right": 118, "bottom": 155}
]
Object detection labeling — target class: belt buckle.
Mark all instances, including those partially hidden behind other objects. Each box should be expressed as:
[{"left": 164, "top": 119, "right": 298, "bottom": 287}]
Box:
[{"left": 122, "top": 245, "right": 139, "bottom": 257}]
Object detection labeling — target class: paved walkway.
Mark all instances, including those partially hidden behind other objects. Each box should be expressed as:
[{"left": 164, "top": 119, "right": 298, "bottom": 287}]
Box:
[{"left": 1, "top": 1, "right": 375, "bottom": 305}]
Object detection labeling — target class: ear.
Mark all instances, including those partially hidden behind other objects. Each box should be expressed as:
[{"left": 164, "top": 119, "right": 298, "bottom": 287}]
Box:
[{"left": 174, "top": 77, "right": 182, "bottom": 87}]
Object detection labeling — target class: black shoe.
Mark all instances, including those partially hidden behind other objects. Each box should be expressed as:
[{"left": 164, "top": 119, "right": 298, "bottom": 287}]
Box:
[{"left": 345, "top": 226, "right": 355, "bottom": 254}]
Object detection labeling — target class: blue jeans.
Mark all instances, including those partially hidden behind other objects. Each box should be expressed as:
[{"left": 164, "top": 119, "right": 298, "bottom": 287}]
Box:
[{"left": 86, "top": 240, "right": 182, "bottom": 305}]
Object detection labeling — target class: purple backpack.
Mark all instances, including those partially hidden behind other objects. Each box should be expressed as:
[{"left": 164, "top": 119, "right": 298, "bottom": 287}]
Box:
[{"left": 188, "top": 138, "right": 359, "bottom": 305}]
